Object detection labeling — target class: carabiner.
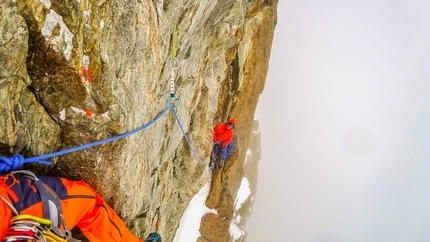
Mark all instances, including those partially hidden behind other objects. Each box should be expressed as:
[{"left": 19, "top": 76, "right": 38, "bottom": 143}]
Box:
[{"left": 168, "top": 94, "right": 179, "bottom": 110}]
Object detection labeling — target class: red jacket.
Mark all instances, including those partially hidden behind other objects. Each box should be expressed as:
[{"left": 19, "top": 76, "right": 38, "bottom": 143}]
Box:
[
  {"left": 213, "top": 119, "right": 236, "bottom": 146},
  {"left": 0, "top": 173, "right": 141, "bottom": 242}
]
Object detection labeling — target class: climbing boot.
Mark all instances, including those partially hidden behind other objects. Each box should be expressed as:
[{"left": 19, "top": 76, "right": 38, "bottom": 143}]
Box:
[{"left": 144, "top": 232, "right": 162, "bottom": 242}]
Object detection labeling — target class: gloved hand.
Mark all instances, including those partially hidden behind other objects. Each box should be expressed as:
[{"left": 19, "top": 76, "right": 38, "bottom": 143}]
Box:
[{"left": 144, "top": 232, "right": 162, "bottom": 242}]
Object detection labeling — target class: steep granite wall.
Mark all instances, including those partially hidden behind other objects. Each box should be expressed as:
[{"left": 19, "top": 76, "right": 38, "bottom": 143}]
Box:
[{"left": 0, "top": 0, "right": 277, "bottom": 241}]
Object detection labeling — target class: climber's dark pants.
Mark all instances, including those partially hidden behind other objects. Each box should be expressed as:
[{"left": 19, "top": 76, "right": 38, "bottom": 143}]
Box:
[{"left": 209, "top": 142, "right": 223, "bottom": 170}]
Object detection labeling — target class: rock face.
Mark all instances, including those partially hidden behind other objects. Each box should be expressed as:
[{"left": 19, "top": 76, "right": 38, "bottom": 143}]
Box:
[{"left": 0, "top": 0, "right": 277, "bottom": 241}]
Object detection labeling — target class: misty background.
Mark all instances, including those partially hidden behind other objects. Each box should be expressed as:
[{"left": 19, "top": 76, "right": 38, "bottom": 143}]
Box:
[{"left": 246, "top": 1, "right": 430, "bottom": 241}]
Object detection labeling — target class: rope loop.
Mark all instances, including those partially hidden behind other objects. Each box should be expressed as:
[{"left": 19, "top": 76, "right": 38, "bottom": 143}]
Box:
[
  {"left": 0, "top": 154, "right": 25, "bottom": 173},
  {"left": 0, "top": 154, "right": 52, "bottom": 173}
]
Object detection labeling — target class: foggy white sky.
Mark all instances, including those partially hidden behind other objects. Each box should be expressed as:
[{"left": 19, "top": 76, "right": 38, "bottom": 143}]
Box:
[{"left": 247, "top": 1, "right": 430, "bottom": 241}]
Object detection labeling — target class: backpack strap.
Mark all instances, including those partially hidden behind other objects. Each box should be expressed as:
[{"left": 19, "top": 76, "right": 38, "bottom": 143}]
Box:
[
  {"left": 10, "top": 170, "right": 76, "bottom": 241},
  {"left": 0, "top": 193, "right": 19, "bottom": 215},
  {"left": 11, "top": 170, "right": 64, "bottom": 228}
]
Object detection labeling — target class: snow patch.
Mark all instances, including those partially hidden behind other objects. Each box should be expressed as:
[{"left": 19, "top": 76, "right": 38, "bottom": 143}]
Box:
[
  {"left": 173, "top": 182, "right": 217, "bottom": 242},
  {"left": 234, "top": 177, "right": 251, "bottom": 211},
  {"left": 230, "top": 221, "right": 245, "bottom": 240},
  {"left": 229, "top": 177, "right": 251, "bottom": 240},
  {"left": 244, "top": 149, "right": 251, "bottom": 164}
]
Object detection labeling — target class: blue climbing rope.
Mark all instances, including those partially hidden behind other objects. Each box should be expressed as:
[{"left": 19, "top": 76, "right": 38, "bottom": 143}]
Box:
[
  {"left": 172, "top": 109, "right": 208, "bottom": 166},
  {"left": 0, "top": 106, "right": 171, "bottom": 173},
  {"left": 0, "top": 100, "right": 210, "bottom": 173},
  {"left": 0, "top": 155, "right": 51, "bottom": 174}
]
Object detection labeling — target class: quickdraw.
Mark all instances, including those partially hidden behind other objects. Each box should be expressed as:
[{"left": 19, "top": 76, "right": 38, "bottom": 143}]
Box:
[
  {"left": 169, "top": 25, "right": 179, "bottom": 109},
  {"left": 2, "top": 215, "right": 76, "bottom": 242}
]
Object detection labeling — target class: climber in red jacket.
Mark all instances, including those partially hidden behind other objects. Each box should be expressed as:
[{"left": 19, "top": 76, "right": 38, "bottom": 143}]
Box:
[
  {"left": 0, "top": 171, "right": 162, "bottom": 242},
  {"left": 210, "top": 119, "right": 236, "bottom": 170},
  {"left": 213, "top": 119, "right": 237, "bottom": 147}
]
